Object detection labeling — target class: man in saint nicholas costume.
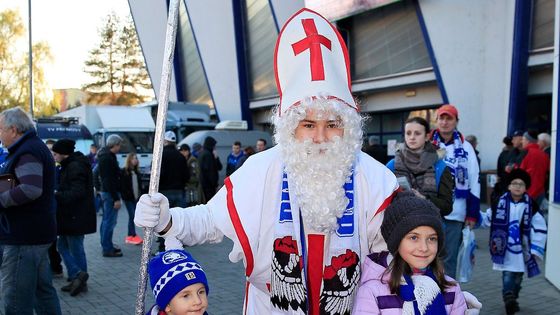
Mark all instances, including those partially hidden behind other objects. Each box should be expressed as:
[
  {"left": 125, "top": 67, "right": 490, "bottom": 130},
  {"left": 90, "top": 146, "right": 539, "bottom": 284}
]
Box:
[{"left": 135, "top": 8, "right": 398, "bottom": 315}]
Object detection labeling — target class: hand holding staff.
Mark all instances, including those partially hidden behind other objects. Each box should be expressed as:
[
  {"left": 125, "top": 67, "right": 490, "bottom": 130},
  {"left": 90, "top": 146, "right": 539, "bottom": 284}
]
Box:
[{"left": 135, "top": 0, "right": 181, "bottom": 314}]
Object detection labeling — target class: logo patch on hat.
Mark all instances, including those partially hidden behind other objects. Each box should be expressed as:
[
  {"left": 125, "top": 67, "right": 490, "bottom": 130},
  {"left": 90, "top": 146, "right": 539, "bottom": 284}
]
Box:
[
  {"left": 162, "top": 251, "right": 188, "bottom": 264},
  {"left": 185, "top": 272, "right": 196, "bottom": 280}
]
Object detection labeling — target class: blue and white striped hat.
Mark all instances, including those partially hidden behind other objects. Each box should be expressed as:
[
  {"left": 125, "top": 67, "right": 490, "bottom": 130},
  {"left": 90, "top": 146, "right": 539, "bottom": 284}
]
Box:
[{"left": 148, "top": 249, "right": 209, "bottom": 309}]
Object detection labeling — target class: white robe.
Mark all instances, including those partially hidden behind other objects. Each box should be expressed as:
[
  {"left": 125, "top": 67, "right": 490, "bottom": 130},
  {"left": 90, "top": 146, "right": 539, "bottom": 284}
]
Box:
[{"left": 164, "top": 146, "right": 398, "bottom": 314}]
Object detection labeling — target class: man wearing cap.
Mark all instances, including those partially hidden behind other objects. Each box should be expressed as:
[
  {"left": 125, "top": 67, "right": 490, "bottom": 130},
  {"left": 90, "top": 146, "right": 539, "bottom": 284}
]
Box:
[
  {"left": 158, "top": 131, "right": 190, "bottom": 252},
  {"left": 51, "top": 139, "right": 96, "bottom": 296},
  {"left": 97, "top": 134, "right": 123, "bottom": 257},
  {"left": 135, "top": 8, "right": 397, "bottom": 315},
  {"left": 160, "top": 131, "right": 189, "bottom": 208},
  {"left": 519, "top": 130, "right": 549, "bottom": 203},
  {"left": 430, "top": 104, "right": 480, "bottom": 279}
]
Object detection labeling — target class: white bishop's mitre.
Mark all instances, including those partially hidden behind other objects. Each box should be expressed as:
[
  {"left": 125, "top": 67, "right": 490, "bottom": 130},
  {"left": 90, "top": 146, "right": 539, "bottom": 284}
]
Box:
[{"left": 274, "top": 8, "right": 358, "bottom": 116}]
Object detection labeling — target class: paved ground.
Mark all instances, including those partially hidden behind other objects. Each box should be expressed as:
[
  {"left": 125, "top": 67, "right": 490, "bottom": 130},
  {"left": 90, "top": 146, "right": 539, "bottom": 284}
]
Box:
[{"left": 1, "top": 207, "right": 559, "bottom": 314}]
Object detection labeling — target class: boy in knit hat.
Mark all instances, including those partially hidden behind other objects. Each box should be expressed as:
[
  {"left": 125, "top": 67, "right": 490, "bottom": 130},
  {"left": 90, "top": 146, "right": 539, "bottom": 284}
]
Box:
[
  {"left": 148, "top": 249, "right": 209, "bottom": 315},
  {"left": 481, "top": 169, "right": 547, "bottom": 315}
]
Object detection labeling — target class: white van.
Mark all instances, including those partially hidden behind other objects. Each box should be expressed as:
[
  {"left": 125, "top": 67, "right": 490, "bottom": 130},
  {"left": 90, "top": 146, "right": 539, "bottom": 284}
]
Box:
[{"left": 178, "top": 128, "right": 273, "bottom": 182}]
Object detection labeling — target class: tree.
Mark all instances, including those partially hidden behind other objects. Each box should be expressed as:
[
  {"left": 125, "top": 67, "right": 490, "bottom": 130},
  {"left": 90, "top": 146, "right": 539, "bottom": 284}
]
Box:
[
  {"left": 0, "top": 9, "right": 55, "bottom": 117},
  {"left": 82, "top": 12, "right": 152, "bottom": 105}
]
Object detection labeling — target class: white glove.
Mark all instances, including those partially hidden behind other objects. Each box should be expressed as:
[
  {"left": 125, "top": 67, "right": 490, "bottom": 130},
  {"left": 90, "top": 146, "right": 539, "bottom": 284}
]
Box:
[
  {"left": 463, "top": 291, "right": 482, "bottom": 315},
  {"left": 134, "top": 193, "right": 170, "bottom": 233},
  {"left": 164, "top": 236, "right": 184, "bottom": 250}
]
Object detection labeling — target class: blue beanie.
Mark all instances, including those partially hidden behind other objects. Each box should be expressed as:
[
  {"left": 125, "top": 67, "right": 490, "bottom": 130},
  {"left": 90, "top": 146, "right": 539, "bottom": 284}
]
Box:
[{"left": 148, "top": 250, "right": 209, "bottom": 309}]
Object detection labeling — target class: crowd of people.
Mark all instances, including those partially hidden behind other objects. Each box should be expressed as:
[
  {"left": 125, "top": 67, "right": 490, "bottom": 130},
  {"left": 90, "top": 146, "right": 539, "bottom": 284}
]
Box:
[
  {"left": 0, "top": 102, "right": 272, "bottom": 313},
  {"left": 0, "top": 8, "right": 551, "bottom": 315}
]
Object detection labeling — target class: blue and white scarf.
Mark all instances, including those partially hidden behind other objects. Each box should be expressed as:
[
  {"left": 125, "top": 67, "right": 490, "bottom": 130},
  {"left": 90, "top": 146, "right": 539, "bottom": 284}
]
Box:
[
  {"left": 490, "top": 192, "right": 540, "bottom": 277},
  {"left": 400, "top": 269, "right": 447, "bottom": 315},
  {"left": 432, "top": 130, "right": 469, "bottom": 199}
]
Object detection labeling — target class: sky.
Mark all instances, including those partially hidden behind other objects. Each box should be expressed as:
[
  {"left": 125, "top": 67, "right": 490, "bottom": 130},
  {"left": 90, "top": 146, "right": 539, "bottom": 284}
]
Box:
[{"left": 0, "top": 0, "right": 131, "bottom": 90}]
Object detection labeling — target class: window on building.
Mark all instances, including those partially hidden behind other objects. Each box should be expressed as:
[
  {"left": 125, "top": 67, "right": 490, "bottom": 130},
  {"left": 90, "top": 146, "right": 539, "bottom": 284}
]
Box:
[
  {"left": 244, "top": 0, "right": 278, "bottom": 99},
  {"left": 177, "top": 1, "right": 214, "bottom": 107},
  {"left": 365, "top": 107, "right": 437, "bottom": 148},
  {"left": 341, "top": 0, "right": 432, "bottom": 80},
  {"left": 531, "top": 0, "right": 555, "bottom": 50}
]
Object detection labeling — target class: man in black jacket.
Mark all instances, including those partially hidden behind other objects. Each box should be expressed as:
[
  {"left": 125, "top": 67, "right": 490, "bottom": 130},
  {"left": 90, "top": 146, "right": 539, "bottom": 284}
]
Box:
[
  {"left": 199, "top": 136, "right": 222, "bottom": 201},
  {"left": 97, "top": 134, "right": 123, "bottom": 257},
  {"left": 160, "top": 131, "right": 189, "bottom": 207},
  {"left": 52, "top": 139, "right": 96, "bottom": 296},
  {"left": 157, "top": 132, "right": 189, "bottom": 252}
]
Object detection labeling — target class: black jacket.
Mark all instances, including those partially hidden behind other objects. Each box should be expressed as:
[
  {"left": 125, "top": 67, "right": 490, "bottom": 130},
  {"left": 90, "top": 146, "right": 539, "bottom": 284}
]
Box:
[
  {"left": 159, "top": 145, "right": 189, "bottom": 191},
  {"left": 199, "top": 137, "right": 222, "bottom": 192},
  {"left": 97, "top": 147, "right": 121, "bottom": 200},
  {"left": 55, "top": 152, "right": 96, "bottom": 235},
  {"left": 121, "top": 168, "right": 143, "bottom": 202}
]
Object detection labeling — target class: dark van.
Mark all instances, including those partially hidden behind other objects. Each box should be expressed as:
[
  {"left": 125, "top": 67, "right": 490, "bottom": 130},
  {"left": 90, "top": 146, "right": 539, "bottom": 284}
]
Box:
[{"left": 35, "top": 117, "right": 94, "bottom": 155}]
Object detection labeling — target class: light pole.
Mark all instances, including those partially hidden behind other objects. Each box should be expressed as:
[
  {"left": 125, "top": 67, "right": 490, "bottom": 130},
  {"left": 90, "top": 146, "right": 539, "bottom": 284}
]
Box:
[{"left": 28, "top": 0, "right": 33, "bottom": 118}]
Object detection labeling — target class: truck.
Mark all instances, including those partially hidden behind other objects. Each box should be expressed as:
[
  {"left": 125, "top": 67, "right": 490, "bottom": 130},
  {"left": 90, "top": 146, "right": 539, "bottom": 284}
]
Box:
[
  {"left": 35, "top": 117, "right": 94, "bottom": 155},
  {"left": 138, "top": 101, "right": 216, "bottom": 143},
  {"left": 55, "top": 105, "right": 156, "bottom": 172}
]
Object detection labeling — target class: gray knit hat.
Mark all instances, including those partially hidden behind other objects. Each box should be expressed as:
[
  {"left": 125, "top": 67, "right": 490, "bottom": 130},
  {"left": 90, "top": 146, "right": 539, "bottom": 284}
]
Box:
[{"left": 381, "top": 191, "right": 444, "bottom": 255}]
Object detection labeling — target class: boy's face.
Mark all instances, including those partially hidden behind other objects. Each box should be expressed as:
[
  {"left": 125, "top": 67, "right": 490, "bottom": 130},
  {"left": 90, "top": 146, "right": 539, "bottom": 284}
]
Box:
[
  {"left": 509, "top": 179, "right": 527, "bottom": 198},
  {"left": 165, "top": 282, "right": 208, "bottom": 315}
]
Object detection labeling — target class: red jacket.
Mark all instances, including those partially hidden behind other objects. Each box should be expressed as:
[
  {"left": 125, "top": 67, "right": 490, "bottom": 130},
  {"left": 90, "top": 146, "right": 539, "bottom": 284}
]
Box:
[{"left": 520, "top": 143, "right": 550, "bottom": 198}]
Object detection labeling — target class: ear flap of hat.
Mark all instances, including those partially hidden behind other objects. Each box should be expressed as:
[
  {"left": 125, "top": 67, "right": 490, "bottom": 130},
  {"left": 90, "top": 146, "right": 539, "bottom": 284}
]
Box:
[{"left": 274, "top": 8, "right": 357, "bottom": 116}]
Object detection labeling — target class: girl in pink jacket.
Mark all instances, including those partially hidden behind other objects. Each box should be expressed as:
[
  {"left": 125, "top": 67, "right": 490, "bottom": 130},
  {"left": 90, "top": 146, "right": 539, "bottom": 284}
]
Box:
[{"left": 353, "top": 191, "right": 467, "bottom": 315}]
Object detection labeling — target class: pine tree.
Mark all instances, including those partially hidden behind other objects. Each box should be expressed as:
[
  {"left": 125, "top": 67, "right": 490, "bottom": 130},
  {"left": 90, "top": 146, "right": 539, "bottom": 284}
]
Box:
[
  {"left": 117, "top": 18, "right": 152, "bottom": 104},
  {"left": 83, "top": 12, "right": 121, "bottom": 104},
  {"left": 82, "top": 12, "right": 152, "bottom": 105}
]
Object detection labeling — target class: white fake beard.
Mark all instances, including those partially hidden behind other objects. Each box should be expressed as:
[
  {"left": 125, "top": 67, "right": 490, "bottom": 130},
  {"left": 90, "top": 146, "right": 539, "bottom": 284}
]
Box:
[{"left": 282, "top": 136, "right": 356, "bottom": 233}]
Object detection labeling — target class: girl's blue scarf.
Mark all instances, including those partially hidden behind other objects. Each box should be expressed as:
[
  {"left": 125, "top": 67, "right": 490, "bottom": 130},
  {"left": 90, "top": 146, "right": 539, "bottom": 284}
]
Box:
[
  {"left": 432, "top": 130, "right": 469, "bottom": 199},
  {"left": 490, "top": 192, "right": 540, "bottom": 277},
  {"left": 399, "top": 268, "right": 447, "bottom": 315}
]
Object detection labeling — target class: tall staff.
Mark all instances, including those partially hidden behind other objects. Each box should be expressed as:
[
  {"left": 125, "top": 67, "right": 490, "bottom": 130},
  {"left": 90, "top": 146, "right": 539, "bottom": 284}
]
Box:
[{"left": 135, "top": 0, "right": 180, "bottom": 314}]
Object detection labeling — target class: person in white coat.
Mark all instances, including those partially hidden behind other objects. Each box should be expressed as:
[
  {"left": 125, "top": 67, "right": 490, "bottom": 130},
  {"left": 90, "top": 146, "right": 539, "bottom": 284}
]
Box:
[{"left": 134, "top": 8, "right": 398, "bottom": 315}]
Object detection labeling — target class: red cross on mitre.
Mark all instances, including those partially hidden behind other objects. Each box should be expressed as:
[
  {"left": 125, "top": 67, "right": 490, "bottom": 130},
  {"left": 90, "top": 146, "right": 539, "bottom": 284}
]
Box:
[{"left": 291, "top": 18, "right": 332, "bottom": 81}]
